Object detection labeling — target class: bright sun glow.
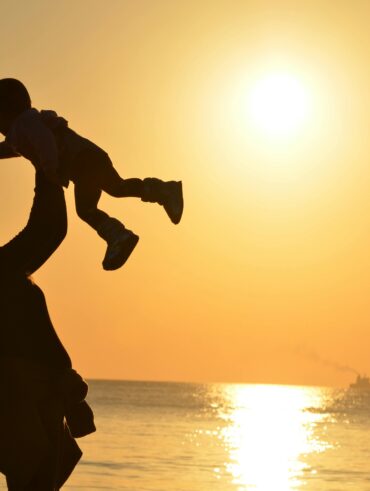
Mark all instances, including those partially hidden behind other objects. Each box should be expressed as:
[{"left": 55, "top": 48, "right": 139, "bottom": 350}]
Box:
[{"left": 248, "top": 72, "right": 310, "bottom": 138}]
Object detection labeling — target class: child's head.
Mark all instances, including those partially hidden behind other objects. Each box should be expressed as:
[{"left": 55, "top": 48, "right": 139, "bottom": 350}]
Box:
[{"left": 0, "top": 78, "right": 31, "bottom": 132}]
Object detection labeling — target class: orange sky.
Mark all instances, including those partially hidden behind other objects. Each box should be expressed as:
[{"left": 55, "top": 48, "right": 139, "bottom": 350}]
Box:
[{"left": 2, "top": 0, "right": 370, "bottom": 386}]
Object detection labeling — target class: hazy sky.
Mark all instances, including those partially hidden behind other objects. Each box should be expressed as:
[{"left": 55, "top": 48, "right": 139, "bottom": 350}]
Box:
[{"left": 2, "top": 0, "right": 370, "bottom": 386}]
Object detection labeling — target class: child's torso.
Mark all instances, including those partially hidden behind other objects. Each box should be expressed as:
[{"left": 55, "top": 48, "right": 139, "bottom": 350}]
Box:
[{"left": 6, "top": 108, "right": 103, "bottom": 184}]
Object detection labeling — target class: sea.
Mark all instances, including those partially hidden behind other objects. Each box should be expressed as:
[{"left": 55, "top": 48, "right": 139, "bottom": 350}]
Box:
[{"left": 1, "top": 380, "right": 370, "bottom": 490}]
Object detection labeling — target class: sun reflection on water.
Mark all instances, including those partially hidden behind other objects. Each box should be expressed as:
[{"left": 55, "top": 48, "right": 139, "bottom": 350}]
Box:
[{"left": 216, "top": 385, "right": 331, "bottom": 491}]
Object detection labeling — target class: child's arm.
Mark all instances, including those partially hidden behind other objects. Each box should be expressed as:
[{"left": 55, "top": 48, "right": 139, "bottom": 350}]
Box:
[
  {"left": 0, "top": 141, "right": 19, "bottom": 159},
  {"left": 0, "top": 170, "right": 67, "bottom": 275}
]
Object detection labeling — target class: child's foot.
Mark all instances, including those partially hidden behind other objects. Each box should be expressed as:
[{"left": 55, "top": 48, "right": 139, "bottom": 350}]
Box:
[
  {"left": 161, "top": 181, "right": 183, "bottom": 225},
  {"left": 142, "top": 178, "right": 184, "bottom": 224},
  {"left": 102, "top": 228, "right": 139, "bottom": 270}
]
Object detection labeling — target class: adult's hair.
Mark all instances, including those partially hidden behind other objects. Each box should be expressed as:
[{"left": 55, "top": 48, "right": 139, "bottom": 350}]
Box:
[{"left": 0, "top": 78, "right": 31, "bottom": 116}]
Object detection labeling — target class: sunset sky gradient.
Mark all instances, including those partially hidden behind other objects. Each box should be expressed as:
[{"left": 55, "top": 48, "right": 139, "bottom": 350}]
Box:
[{"left": 2, "top": 0, "right": 370, "bottom": 386}]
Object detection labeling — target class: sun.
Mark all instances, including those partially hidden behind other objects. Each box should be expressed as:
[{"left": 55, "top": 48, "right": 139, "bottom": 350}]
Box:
[{"left": 248, "top": 72, "right": 310, "bottom": 139}]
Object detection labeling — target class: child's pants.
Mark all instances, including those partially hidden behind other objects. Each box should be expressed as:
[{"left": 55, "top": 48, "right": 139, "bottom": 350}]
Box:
[{"left": 70, "top": 148, "right": 145, "bottom": 241}]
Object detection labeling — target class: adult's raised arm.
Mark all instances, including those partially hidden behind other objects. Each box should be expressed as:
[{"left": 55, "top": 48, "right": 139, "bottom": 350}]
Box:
[{"left": 0, "top": 170, "right": 67, "bottom": 275}]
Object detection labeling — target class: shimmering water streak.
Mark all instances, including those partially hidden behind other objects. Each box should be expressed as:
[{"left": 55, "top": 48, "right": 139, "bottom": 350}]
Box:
[{"left": 216, "top": 385, "right": 333, "bottom": 490}]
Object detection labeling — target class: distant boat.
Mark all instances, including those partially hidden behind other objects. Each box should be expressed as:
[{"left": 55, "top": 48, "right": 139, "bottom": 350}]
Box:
[{"left": 349, "top": 375, "right": 370, "bottom": 390}]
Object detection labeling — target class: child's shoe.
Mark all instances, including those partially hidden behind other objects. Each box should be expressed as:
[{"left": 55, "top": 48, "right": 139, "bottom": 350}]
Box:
[
  {"left": 103, "top": 228, "right": 139, "bottom": 270},
  {"left": 142, "top": 178, "right": 183, "bottom": 224}
]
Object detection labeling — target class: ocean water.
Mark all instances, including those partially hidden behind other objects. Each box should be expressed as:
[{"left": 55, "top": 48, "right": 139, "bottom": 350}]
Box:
[{"left": 1, "top": 380, "right": 370, "bottom": 490}]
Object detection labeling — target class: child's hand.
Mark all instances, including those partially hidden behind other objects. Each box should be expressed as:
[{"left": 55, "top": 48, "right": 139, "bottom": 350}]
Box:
[{"left": 0, "top": 141, "right": 19, "bottom": 159}]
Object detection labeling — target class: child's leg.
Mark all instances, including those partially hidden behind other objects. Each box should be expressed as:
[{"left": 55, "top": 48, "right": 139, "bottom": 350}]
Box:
[
  {"left": 74, "top": 182, "right": 109, "bottom": 230},
  {"left": 74, "top": 182, "right": 139, "bottom": 270},
  {"left": 96, "top": 157, "right": 184, "bottom": 225}
]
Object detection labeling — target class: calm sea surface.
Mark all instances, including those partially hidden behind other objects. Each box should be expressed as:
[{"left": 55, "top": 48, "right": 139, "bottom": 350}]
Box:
[{"left": 1, "top": 380, "right": 370, "bottom": 490}]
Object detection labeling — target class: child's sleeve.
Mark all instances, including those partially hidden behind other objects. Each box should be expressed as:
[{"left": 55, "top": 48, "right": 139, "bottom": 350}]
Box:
[
  {"left": 0, "top": 171, "right": 67, "bottom": 275},
  {"left": 22, "top": 113, "right": 60, "bottom": 176}
]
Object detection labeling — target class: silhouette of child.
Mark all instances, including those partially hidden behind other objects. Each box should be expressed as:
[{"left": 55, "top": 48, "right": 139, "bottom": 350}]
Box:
[{"left": 0, "top": 78, "right": 183, "bottom": 270}]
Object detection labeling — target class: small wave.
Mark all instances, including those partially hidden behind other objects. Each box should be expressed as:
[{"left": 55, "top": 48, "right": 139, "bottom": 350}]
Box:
[{"left": 80, "top": 460, "right": 143, "bottom": 471}]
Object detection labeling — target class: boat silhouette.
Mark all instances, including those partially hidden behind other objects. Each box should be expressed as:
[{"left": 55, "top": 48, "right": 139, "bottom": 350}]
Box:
[{"left": 349, "top": 375, "right": 370, "bottom": 390}]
